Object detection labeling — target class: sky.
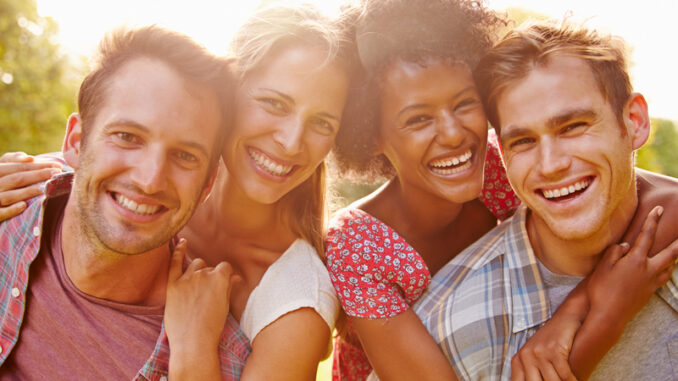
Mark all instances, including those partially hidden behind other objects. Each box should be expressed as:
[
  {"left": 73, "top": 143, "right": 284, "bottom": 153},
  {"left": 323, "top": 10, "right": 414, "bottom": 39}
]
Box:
[{"left": 36, "top": 0, "right": 678, "bottom": 121}]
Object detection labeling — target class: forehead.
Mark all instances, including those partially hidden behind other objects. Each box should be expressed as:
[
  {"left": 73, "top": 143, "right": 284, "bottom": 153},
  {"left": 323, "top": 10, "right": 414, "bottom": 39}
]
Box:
[
  {"left": 382, "top": 59, "right": 474, "bottom": 97},
  {"left": 496, "top": 56, "right": 607, "bottom": 132},
  {"left": 96, "top": 57, "right": 222, "bottom": 150},
  {"left": 241, "top": 44, "right": 348, "bottom": 99}
]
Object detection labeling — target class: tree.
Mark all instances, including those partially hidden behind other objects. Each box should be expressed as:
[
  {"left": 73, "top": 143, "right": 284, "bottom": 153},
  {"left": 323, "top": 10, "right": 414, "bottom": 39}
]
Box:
[
  {"left": 0, "top": 0, "right": 81, "bottom": 154},
  {"left": 637, "top": 118, "right": 678, "bottom": 177}
]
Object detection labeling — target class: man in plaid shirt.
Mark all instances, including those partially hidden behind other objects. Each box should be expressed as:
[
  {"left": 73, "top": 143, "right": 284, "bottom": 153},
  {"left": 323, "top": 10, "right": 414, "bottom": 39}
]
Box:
[
  {"left": 414, "top": 21, "right": 678, "bottom": 380},
  {"left": 0, "top": 27, "right": 249, "bottom": 379}
]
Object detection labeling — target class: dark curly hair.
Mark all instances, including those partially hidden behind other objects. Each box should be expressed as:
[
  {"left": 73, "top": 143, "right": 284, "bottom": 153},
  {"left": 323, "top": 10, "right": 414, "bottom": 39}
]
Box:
[{"left": 332, "top": 0, "right": 507, "bottom": 182}]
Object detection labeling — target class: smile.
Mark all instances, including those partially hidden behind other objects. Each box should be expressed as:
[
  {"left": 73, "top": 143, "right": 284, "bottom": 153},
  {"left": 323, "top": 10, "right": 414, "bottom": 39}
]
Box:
[
  {"left": 429, "top": 150, "right": 473, "bottom": 175},
  {"left": 112, "top": 193, "right": 162, "bottom": 215},
  {"left": 248, "top": 148, "right": 294, "bottom": 177},
  {"left": 540, "top": 178, "right": 592, "bottom": 200}
]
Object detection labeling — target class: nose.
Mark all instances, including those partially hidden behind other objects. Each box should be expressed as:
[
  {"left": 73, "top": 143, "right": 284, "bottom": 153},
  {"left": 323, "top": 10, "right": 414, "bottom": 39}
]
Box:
[
  {"left": 273, "top": 116, "right": 305, "bottom": 155},
  {"left": 130, "top": 146, "right": 168, "bottom": 195},
  {"left": 435, "top": 111, "right": 465, "bottom": 147},
  {"left": 537, "top": 137, "right": 571, "bottom": 177}
]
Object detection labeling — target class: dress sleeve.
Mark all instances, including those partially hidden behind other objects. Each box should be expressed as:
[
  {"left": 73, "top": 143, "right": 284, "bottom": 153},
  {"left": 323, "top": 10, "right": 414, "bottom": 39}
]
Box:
[
  {"left": 239, "top": 240, "right": 339, "bottom": 342},
  {"left": 325, "top": 210, "right": 430, "bottom": 319},
  {"left": 479, "top": 129, "right": 521, "bottom": 221}
]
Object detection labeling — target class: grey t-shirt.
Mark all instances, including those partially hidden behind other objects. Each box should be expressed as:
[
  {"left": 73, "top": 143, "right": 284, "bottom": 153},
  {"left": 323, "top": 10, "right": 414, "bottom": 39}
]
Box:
[{"left": 538, "top": 261, "right": 678, "bottom": 380}]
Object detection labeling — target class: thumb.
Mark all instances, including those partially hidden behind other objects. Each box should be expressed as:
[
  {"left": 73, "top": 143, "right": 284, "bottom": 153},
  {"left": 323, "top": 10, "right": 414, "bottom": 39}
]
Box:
[{"left": 168, "top": 238, "right": 187, "bottom": 282}]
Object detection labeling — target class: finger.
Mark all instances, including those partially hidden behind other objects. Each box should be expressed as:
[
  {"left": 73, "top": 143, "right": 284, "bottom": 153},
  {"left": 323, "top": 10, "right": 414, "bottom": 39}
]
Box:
[
  {"left": 535, "top": 360, "right": 561, "bottom": 381},
  {"left": 523, "top": 358, "right": 543, "bottom": 381},
  {"left": 551, "top": 356, "right": 576, "bottom": 381},
  {"left": 0, "top": 152, "right": 33, "bottom": 163},
  {"left": 0, "top": 202, "right": 28, "bottom": 221},
  {"left": 628, "top": 205, "right": 663, "bottom": 259},
  {"left": 510, "top": 354, "right": 526, "bottom": 381},
  {"left": 0, "top": 184, "right": 45, "bottom": 207},
  {"left": 601, "top": 243, "right": 629, "bottom": 266},
  {"left": 654, "top": 264, "right": 674, "bottom": 287},
  {"left": 0, "top": 162, "right": 62, "bottom": 179},
  {"left": 648, "top": 237, "right": 678, "bottom": 275},
  {"left": 184, "top": 257, "right": 207, "bottom": 274},
  {"left": 168, "top": 238, "right": 187, "bottom": 282}
]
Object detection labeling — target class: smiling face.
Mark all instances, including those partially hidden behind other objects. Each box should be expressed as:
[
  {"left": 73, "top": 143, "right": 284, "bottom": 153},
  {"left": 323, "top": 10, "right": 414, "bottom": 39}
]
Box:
[
  {"left": 378, "top": 59, "right": 488, "bottom": 203},
  {"left": 222, "top": 44, "right": 349, "bottom": 204},
  {"left": 497, "top": 55, "right": 640, "bottom": 242},
  {"left": 68, "top": 57, "right": 222, "bottom": 254}
]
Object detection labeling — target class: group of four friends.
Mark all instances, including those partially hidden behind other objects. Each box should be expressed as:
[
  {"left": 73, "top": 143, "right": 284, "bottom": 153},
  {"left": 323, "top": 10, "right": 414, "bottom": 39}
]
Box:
[{"left": 0, "top": 0, "right": 676, "bottom": 380}]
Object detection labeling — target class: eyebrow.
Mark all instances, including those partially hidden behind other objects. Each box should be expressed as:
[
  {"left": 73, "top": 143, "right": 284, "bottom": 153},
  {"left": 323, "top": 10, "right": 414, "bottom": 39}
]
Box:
[
  {"left": 104, "top": 120, "right": 210, "bottom": 158},
  {"left": 397, "top": 85, "right": 477, "bottom": 119},
  {"left": 500, "top": 108, "right": 598, "bottom": 143},
  {"left": 259, "top": 88, "right": 295, "bottom": 106},
  {"left": 258, "top": 88, "right": 341, "bottom": 122}
]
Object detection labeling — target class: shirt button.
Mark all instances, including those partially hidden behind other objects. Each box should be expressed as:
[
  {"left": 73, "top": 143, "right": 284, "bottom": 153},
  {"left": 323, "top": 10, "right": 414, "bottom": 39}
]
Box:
[
  {"left": 11, "top": 288, "right": 20, "bottom": 298},
  {"left": 0, "top": 345, "right": 3, "bottom": 354},
  {"left": 32, "top": 226, "right": 40, "bottom": 237}
]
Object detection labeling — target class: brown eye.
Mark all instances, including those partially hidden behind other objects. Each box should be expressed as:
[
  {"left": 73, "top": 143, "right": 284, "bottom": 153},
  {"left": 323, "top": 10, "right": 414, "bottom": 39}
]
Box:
[
  {"left": 115, "top": 132, "right": 139, "bottom": 144},
  {"left": 405, "top": 115, "right": 432, "bottom": 126}
]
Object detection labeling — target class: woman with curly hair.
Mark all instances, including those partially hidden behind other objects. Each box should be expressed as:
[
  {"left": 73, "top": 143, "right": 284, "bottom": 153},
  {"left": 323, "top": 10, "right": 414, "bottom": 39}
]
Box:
[{"left": 325, "top": 0, "right": 518, "bottom": 379}]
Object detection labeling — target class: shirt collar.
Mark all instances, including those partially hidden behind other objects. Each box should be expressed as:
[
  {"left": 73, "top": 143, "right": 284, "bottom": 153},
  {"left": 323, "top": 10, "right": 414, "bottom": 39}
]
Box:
[{"left": 502, "top": 205, "right": 551, "bottom": 333}]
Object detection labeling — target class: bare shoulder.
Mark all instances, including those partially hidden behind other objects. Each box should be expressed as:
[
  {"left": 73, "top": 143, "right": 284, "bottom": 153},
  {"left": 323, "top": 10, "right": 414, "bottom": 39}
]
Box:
[{"left": 628, "top": 168, "right": 678, "bottom": 254}]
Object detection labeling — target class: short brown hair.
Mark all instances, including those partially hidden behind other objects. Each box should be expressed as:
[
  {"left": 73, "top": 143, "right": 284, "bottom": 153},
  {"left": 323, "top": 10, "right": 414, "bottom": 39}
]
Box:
[
  {"left": 77, "top": 26, "right": 234, "bottom": 168},
  {"left": 475, "top": 20, "right": 632, "bottom": 131}
]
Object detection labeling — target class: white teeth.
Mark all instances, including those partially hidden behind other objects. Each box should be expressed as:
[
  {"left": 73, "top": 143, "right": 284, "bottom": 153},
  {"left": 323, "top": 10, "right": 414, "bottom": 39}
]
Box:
[
  {"left": 430, "top": 150, "right": 472, "bottom": 169},
  {"left": 430, "top": 160, "right": 472, "bottom": 175},
  {"left": 248, "top": 149, "right": 293, "bottom": 176},
  {"left": 114, "top": 193, "right": 161, "bottom": 215},
  {"left": 542, "top": 179, "right": 591, "bottom": 199}
]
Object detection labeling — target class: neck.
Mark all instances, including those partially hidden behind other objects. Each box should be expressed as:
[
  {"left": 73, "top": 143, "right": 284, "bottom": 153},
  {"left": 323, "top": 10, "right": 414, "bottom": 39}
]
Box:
[
  {"left": 60, "top": 195, "right": 170, "bottom": 305},
  {"left": 367, "top": 178, "right": 466, "bottom": 236},
  {"left": 527, "top": 182, "right": 639, "bottom": 276}
]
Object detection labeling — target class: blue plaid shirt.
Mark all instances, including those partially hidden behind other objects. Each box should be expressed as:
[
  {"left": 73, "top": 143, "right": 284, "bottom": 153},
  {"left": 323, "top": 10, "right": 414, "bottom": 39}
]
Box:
[
  {"left": 0, "top": 165, "right": 250, "bottom": 380},
  {"left": 414, "top": 205, "right": 678, "bottom": 380}
]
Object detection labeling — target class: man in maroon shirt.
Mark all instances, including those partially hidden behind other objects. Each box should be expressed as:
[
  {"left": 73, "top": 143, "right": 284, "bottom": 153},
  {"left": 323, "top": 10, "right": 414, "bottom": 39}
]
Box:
[{"left": 0, "top": 26, "right": 249, "bottom": 379}]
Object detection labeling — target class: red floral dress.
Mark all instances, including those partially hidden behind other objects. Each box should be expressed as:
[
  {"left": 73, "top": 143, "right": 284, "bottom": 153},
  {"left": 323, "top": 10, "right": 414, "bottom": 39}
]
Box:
[{"left": 325, "top": 130, "right": 519, "bottom": 380}]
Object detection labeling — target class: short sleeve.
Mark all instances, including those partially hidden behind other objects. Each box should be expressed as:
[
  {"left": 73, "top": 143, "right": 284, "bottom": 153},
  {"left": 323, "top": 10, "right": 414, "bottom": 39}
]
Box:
[
  {"left": 325, "top": 209, "right": 431, "bottom": 319},
  {"left": 479, "top": 129, "right": 521, "bottom": 221},
  {"left": 239, "top": 240, "right": 339, "bottom": 342}
]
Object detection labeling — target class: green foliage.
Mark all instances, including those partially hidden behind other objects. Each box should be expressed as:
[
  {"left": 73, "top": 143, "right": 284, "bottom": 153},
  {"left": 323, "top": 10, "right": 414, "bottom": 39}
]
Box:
[
  {"left": 0, "top": 0, "right": 82, "bottom": 154},
  {"left": 637, "top": 118, "right": 678, "bottom": 177}
]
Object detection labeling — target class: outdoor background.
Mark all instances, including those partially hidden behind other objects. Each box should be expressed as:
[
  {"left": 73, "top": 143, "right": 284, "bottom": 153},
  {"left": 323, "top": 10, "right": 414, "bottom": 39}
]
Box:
[{"left": 1, "top": 0, "right": 677, "bottom": 380}]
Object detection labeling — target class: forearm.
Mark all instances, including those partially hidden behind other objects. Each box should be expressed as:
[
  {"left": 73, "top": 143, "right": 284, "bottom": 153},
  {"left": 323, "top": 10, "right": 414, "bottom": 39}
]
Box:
[
  {"left": 169, "top": 344, "right": 221, "bottom": 381},
  {"left": 352, "top": 310, "right": 459, "bottom": 381}
]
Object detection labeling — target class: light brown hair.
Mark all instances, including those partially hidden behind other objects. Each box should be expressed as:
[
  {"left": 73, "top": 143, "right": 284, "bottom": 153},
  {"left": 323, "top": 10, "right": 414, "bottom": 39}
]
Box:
[
  {"left": 474, "top": 20, "right": 632, "bottom": 131},
  {"left": 78, "top": 25, "right": 234, "bottom": 169}
]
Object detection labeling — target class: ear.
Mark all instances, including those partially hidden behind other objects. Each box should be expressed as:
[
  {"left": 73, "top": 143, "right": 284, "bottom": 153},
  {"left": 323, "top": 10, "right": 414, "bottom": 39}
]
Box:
[
  {"left": 62, "top": 113, "right": 83, "bottom": 170},
  {"left": 199, "top": 162, "right": 220, "bottom": 204},
  {"left": 623, "top": 93, "right": 651, "bottom": 150}
]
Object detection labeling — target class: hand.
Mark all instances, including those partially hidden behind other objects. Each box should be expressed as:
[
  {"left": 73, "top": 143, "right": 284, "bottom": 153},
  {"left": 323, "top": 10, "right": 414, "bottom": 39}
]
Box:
[
  {"left": 511, "top": 298, "right": 581, "bottom": 381},
  {"left": 0, "top": 152, "right": 62, "bottom": 221},
  {"left": 587, "top": 206, "right": 678, "bottom": 327},
  {"left": 164, "top": 239, "right": 233, "bottom": 354}
]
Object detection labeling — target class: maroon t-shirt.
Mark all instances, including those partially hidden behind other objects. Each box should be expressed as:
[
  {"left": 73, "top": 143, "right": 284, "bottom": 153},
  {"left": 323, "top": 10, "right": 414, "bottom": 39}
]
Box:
[{"left": 0, "top": 196, "right": 164, "bottom": 379}]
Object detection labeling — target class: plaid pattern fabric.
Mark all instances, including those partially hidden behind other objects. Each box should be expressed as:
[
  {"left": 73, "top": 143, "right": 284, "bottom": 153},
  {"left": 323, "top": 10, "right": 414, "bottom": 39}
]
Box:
[
  {"left": 0, "top": 170, "right": 250, "bottom": 379},
  {"left": 413, "top": 205, "right": 678, "bottom": 381}
]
